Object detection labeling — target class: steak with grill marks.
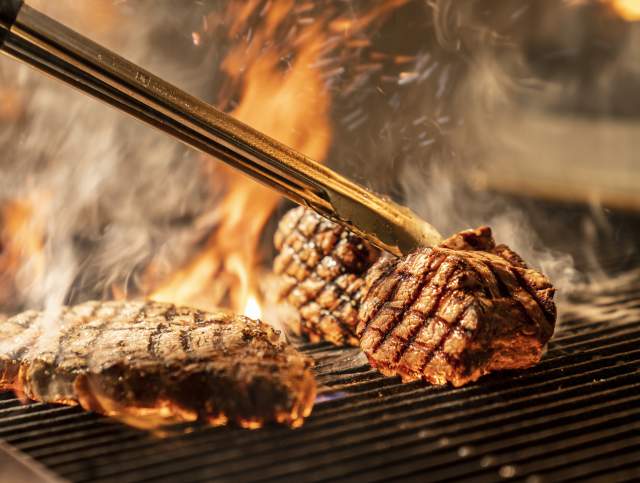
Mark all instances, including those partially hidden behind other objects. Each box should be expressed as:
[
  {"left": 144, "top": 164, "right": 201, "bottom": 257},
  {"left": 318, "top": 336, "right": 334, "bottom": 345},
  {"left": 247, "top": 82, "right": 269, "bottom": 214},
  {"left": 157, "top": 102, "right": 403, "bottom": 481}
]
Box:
[
  {"left": 0, "top": 301, "right": 316, "bottom": 429},
  {"left": 357, "top": 226, "right": 556, "bottom": 387},
  {"left": 273, "top": 207, "right": 380, "bottom": 346}
]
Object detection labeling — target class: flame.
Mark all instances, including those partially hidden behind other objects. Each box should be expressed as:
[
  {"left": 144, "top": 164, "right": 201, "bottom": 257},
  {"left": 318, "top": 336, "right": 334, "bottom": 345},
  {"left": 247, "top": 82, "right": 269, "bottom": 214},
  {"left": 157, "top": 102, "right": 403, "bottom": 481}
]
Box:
[
  {"left": 608, "top": 0, "right": 640, "bottom": 20},
  {"left": 0, "top": 198, "right": 46, "bottom": 309},
  {"left": 0, "top": 88, "right": 24, "bottom": 122},
  {"left": 144, "top": 0, "right": 338, "bottom": 318},
  {"left": 1, "top": 1, "right": 407, "bottom": 323},
  {"left": 146, "top": 3, "right": 332, "bottom": 315},
  {"left": 145, "top": 0, "right": 404, "bottom": 319},
  {"left": 243, "top": 296, "right": 262, "bottom": 320}
]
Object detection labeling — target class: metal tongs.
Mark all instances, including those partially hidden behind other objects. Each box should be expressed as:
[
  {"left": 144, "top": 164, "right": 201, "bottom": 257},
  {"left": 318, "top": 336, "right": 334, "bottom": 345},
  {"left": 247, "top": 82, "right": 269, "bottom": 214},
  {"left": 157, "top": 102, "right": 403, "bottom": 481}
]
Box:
[{"left": 0, "top": 0, "right": 442, "bottom": 256}]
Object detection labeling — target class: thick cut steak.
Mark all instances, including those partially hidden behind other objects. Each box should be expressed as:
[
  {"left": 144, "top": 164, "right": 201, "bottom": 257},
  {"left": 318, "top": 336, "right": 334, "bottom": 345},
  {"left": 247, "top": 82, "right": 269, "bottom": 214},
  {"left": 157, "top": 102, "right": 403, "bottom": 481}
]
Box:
[
  {"left": 273, "top": 207, "right": 380, "bottom": 346},
  {"left": 0, "top": 301, "right": 316, "bottom": 428},
  {"left": 357, "top": 226, "right": 556, "bottom": 387}
]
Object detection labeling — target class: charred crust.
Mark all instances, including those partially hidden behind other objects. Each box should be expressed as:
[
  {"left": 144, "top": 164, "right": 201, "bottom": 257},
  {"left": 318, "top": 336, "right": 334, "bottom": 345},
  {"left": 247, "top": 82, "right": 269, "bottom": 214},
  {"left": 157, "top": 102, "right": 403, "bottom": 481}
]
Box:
[
  {"left": 273, "top": 207, "right": 382, "bottom": 346},
  {"left": 358, "top": 228, "right": 557, "bottom": 387},
  {"left": 0, "top": 300, "right": 316, "bottom": 428}
]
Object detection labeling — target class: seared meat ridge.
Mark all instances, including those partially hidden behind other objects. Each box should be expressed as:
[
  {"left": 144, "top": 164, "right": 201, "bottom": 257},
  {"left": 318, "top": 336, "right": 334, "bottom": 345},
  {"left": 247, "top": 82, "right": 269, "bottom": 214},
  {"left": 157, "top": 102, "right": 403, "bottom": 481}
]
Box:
[
  {"left": 357, "top": 227, "right": 556, "bottom": 386},
  {"left": 273, "top": 207, "right": 380, "bottom": 346},
  {"left": 0, "top": 301, "right": 316, "bottom": 429}
]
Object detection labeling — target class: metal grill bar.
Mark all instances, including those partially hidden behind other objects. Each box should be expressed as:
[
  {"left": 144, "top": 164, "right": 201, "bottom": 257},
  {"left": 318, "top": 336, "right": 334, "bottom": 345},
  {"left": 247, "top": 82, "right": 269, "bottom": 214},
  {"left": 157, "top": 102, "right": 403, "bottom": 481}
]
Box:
[
  {"left": 17, "top": 342, "right": 639, "bottom": 477},
  {"left": 138, "top": 386, "right": 640, "bottom": 483},
  {"left": 1, "top": 285, "right": 640, "bottom": 482},
  {"left": 578, "top": 460, "right": 640, "bottom": 483}
]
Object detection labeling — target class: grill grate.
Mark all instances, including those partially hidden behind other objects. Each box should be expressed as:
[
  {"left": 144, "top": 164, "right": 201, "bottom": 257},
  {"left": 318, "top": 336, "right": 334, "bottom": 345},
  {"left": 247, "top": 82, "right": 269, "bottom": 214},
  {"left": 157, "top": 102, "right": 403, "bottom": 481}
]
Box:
[{"left": 2, "top": 278, "right": 640, "bottom": 482}]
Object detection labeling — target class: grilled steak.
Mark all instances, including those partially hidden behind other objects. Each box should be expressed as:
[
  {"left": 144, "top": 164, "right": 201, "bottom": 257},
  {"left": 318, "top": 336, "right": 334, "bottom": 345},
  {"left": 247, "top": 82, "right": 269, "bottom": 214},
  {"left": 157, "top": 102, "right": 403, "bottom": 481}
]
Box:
[
  {"left": 273, "top": 207, "right": 380, "bottom": 346},
  {"left": 357, "top": 226, "right": 556, "bottom": 387},
  {"left": 0, "top": 301, "right": 316, "bottom": 429}
]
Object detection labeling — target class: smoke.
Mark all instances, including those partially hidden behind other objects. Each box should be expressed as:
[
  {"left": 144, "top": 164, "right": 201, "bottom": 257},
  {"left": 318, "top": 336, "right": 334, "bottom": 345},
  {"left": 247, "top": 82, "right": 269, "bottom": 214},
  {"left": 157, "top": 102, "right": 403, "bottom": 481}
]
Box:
[
  {"left": 384, "top": 1, "right": 578, "bottom": 297},
  {"left": 0, "top": 2, "right": 221, "bottom": 314},
  {"left": 0, "top": 0, "right": 409, "bottom": 317},
  {"left": 1, "top": 0, "right": 637, "bottom": 320},
  {"left": 402, "top": 163, "right": 579, "bottom": 297},
  {"left": 396, "top": 0, "right": 639, "bottom": 301}
]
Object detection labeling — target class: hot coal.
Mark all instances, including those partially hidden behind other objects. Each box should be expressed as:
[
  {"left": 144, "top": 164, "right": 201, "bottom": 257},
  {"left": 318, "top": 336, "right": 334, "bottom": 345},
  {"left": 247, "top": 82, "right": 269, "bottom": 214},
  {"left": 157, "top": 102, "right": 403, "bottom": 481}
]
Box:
[
  {"left": 273, "top": 207, "right": 380, "bottom": 346},
  {"left": 0, "top": 301, "right": 316, "bottom": 429},
  {"left": 357, "top": 226, "right": 556, "bottom": 386}
]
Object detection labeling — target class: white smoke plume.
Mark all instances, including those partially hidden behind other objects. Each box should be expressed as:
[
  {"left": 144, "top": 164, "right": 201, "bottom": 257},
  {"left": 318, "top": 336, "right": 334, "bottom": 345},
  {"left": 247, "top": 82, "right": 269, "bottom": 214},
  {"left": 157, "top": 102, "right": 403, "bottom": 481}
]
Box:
[{"left": 0, "top": 2, "right": 222, "bottom": 314}]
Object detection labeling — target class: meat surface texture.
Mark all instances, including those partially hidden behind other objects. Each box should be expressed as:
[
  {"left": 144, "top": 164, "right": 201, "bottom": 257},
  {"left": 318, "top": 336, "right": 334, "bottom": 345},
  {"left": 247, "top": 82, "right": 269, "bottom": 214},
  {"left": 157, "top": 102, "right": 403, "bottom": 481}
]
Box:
[
  {"left": 357, "top": 226, "right": 556, "bottom": 387},
  {"left": 0, "top": 301, "right": 316, "bottom": 429},
  {"left": 273, "top": 207, "right": 380, "bottom": 346}
]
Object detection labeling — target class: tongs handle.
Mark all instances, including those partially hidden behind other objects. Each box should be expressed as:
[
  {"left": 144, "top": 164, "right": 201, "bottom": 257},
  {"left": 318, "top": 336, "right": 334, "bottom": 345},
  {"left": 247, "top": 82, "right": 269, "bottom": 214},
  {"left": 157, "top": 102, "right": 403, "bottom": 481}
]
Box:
[{"left": 0, "top": 1, "right": 442, "bottom": 256}]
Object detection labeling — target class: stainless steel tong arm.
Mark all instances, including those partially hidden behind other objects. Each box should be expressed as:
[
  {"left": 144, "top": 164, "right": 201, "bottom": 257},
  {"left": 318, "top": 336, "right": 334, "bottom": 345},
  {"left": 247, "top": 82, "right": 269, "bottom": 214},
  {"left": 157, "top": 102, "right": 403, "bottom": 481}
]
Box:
[{"left": 0, "top": 0, "right": 442, "bottom": 256}]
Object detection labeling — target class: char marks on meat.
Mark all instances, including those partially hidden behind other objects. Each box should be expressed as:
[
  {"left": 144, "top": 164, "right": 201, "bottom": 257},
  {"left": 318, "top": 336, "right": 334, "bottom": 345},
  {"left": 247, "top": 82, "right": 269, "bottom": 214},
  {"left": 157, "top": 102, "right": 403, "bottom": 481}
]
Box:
[
  {"left": 273, "top": 207, "right": 380, "bottom": 346},
  {"left": 0, "top": 301, "right": 316, "bottom": 428},
  {"left": 357, "top": 226, "right": 556, "bottom": 387}
]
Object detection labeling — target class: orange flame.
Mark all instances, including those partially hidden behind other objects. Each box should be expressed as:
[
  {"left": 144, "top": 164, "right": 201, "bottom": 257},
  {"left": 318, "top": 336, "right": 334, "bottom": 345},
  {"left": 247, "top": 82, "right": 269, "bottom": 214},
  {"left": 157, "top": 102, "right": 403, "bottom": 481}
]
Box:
[
  {"left": 146, "top": 1, "right": 332, "bottom": 318},
  {"left": 144, "top": 0, "right": 408, "bottom": 319},
  {"left": 0, "top": 88, "right": 24, "bottom": 122},
  {"left": 0, "top": 198, "right": 46, "bottom": 309},
  {"left": 608, "top": 0, "right": 640, "bottom": 20},
  {"left": 0, "top": 1, "right": 408, "bottom": 322}
]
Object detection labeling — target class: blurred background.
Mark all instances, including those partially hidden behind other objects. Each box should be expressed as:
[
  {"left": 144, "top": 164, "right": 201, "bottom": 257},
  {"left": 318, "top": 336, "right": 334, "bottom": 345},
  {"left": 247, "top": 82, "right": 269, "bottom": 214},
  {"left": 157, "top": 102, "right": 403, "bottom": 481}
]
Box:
[{"left": 0, "top": 0, "right": 639, "bottom": 320}]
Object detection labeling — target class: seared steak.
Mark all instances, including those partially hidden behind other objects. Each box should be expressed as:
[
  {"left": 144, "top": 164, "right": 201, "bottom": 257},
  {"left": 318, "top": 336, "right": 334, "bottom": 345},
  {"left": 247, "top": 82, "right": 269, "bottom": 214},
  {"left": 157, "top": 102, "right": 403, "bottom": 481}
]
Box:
[
  {"left": 357, "top": 226, "right": 556, "bottom": 386},
  {"left": 273, "top": 207, "right": 380, "bottom": 346},
  {"left": 0, "top": 301, "right": 316, "bottom": 429}
]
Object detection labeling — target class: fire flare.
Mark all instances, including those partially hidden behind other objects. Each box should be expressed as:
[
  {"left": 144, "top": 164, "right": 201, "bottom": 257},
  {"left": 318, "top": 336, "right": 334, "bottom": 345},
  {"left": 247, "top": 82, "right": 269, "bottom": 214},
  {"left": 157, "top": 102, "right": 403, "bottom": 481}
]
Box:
[
  {"left": 0, "top": 1, "right": 408, "bottom": 322},
  {"left": 146, "top": 0, "right": 405, "bottom": 319},
  {"left": 609, "top": 0, "right": 640, "bottom": 20},
  {"left": 147, "top": 0, "right": 331, "bottom": 317},
  {"left": 0, "top": 198, "right": 46, "bottom": 311}
]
